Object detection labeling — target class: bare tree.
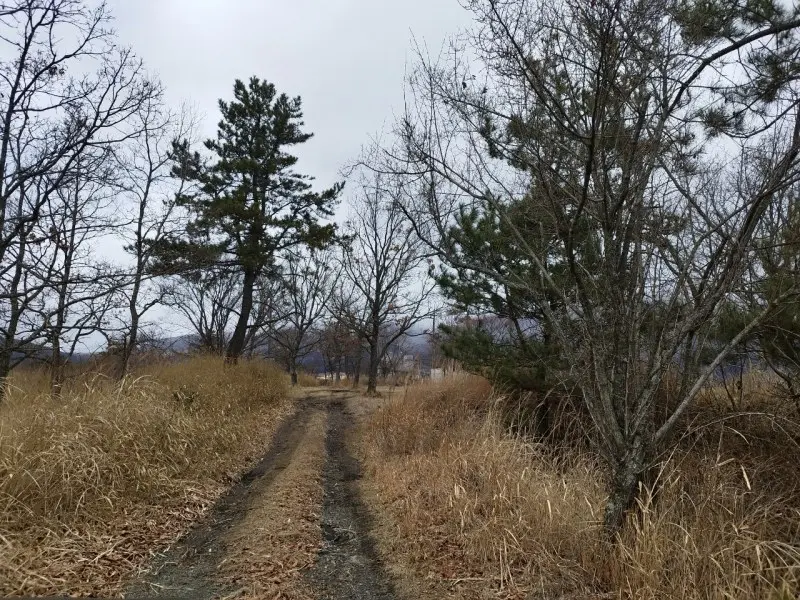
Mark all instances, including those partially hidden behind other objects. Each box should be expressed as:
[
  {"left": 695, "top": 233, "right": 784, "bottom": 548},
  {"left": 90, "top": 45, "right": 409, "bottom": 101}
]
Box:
[
  {"left": 242, "top": 277, "right": 288, "bottom": 357},
  {"left": 115, "top": 97, "right": 196, "bottom": 377},
  {"left": 267, "top": 249, "right": 336, "bottom": 384},
  {"left": 0, "top": 0, "right": 158, "bottom": 397},
  {"left": 318, "top": 319, "right": 356, "bottom": 382},
  {"left": 171, "top": 269, "right": 285, "bottom": 357},
  {"left": 45, "top": 148, "right": 122, "bottom": 395},
  {"left": 379, "top": 328, "right": 410, "bottom": 380},
  {"left": 388, "top": 0, "right": 800, "bottom": 532},
  {"left": 171, "top": 269, "right": 242, "bottom": 356},
  {"left": 335, "top": 172, "right": 435, "bottom": 395}
]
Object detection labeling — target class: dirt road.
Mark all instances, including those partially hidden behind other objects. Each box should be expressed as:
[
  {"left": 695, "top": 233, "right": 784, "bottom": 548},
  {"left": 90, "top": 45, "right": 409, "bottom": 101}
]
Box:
[{"left": 125, "top": 390, "right": 396, "bottom": 600}]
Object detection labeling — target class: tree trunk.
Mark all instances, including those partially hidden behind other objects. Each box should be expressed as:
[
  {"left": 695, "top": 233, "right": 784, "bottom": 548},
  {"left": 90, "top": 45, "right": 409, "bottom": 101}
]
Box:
[
  {"left": 366, "top": 342, "right": 379, "bottom": 395},
  {"left": 51, "top": 329, "right": 64, "bottom": 399},
  {"left": 121, "top": 265, "right": 143, "bottom": 379},
  {"left": 226, "top": 267, "right": 256, "bottom": 363},
  {"left": 51, "top": 275, "right": 70, "bottom": 399},
  {"left": 353, "top": 355, "right": 362, "bottom": 388},
  {"left": 0, "top": 347, "right": 11, "bottom": 404},
  {"left": 121, "top": 312, "right": 139, "bottom": 380},
  {"left": 51, "top": 160, "right": 79, "bottom": 398},
  {"left": 602, "top": 440, "right": 646, "bottom": 535},
  {"left": 3, "top": 237, "right": 25, "bottom": 403}
]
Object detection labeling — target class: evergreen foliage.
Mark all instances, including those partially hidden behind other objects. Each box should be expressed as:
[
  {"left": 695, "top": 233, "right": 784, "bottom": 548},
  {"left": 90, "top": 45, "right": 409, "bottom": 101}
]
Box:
[{"left": 156, "top": 77, "right": 342, "bottom": 360}]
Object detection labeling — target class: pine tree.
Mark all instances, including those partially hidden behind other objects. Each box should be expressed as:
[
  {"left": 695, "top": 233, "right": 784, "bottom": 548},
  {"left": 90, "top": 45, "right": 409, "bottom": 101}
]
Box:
[
  {"left": 395, "top": 0, "right": 800, "bottom": 532},
  {"left": 164, "top": 77, "right": 342, "bottom": 361}
]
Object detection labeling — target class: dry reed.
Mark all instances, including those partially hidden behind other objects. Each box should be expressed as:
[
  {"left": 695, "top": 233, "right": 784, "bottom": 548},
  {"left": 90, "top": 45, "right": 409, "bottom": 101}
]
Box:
[
  {"left": 0, "top": 355, "right": 290, "bottom": 597},
  {"left": 360, "top": 374, "right": 800, "bottom": 599}
]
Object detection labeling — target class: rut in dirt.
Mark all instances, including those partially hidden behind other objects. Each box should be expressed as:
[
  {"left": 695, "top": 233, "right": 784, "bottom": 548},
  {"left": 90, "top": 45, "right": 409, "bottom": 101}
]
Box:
[
  {"left": 125, "top": 400, "right": 320, "bottom": 600},
  {"left": 307, "top": 399, "right": 396, "bottom": 600}
]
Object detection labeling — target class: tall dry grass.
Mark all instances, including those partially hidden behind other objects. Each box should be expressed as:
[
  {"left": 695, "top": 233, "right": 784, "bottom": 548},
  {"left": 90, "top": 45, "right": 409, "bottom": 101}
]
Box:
[
  {"left": 360, "top": 374, "right": 800, "bottom": 600},
  {"left": 0, "top": 355, "right": 290, "bottom": 596},
  {"left": 295, "top": 369, "right": 321, "bottom": 387}
]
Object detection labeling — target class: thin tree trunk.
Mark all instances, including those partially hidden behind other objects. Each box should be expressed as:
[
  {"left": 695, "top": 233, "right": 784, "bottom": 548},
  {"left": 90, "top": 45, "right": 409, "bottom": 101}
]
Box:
[
  {"left": 366, "top": 306, "right": 381, "bottom": 395},
  {"left": 121, "top": 310, "right": 139, "bottom": 380},
  {"left": 52, "top": 170, "right": 79, "bottom": 398},
  {"left": 353, "top": 355, "right": 362, "bottom": 387},
  {"left": 52, "top": 266, "right": 70, "bottom": 399},
  {"left": 226, "top": 267, "right": 256, "bottom": 363},
  {"left": 50, "top": 318, "right": 64, "bottom": 399},
  {"left": 121, "top": 262, "right": 143, "bottom": 379},
  {"left": 366, "top": 342, "right": 379, "bottom": 395},
  {"left": 0, "top": 347, "right": 11, "bottom": 404},
  {"left": 2, "top": 238, "right": 25, "bottom": 404}
]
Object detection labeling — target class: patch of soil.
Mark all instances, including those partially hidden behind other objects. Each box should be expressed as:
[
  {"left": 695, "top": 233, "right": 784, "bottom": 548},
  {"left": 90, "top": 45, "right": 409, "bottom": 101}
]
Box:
[
  {"left": 125, "top": 401, "right": 318, "bottom": 599},
  {"left": 307, "top": 400, "right": 396, "bottom": 600},
  {"left": 218, "top": 410, "right": 328, "bottom": 600}
]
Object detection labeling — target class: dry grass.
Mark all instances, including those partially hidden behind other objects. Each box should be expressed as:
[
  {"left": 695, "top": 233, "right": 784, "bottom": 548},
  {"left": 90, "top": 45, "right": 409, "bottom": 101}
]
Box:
[
  {"left": 0, "top": 355, "right": 291, "bottom": 597},
  {"left": 295, "top": 370, "right": 321, "bottom": 388},
  {"left": 359, "top": 374, "right": 800, "bottom": 600}
]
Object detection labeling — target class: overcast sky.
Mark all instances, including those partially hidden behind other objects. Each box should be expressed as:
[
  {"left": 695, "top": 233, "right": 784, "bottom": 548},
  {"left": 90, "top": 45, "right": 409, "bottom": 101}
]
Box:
[
  {"left": 94, "top": 1, "right": 470, "bottom": 342},
  {"left": 106, "top": 0, "right": 473, "bottom": 192}
]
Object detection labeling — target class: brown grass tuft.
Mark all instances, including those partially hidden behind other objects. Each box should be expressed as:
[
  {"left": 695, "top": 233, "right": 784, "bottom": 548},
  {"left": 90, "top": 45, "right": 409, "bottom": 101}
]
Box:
[
  {"left": 294, "top": 369, "right": 321, "bottom": 388},
  {"left": 0, "top": 355, "right": 290, "bottom": 597},
  {"left": 359, "top": 374, "right": 800, "bottom": 600}
]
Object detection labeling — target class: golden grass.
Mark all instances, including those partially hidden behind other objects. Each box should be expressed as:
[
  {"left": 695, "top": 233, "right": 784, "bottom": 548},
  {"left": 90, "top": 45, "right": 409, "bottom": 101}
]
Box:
[
  {"left": 0, "top": 355, "right": 290, "bottom": 597},
  {"left": 295, "top": 370, "right": 321, "bottom": 388},
  {"left": 359, "top": 374, "right": 800, "bottom": 600}
]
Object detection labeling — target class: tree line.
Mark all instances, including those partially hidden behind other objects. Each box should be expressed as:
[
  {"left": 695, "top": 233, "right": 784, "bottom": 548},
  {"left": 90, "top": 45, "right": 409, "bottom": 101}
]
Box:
[{"left": 0, "top": 0, "right": 434, "bottom": 399}]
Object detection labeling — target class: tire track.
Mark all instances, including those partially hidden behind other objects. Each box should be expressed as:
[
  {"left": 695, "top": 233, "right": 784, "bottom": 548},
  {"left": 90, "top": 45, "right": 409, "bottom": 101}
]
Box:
[
  {"left": 126, "top": 399, "right": 320, "bottom": 599},
  {"left": 307, "top": 399, "right": 396, "bottom": 600}
]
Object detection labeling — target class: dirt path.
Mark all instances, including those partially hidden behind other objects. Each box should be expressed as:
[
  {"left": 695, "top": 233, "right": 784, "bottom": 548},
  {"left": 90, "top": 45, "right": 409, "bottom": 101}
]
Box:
[
  {"left": 306, "top": 400, "right": 395, "bottom": 600},
  {"left": 126, "top": 399, "right": 318, "bottom": 599},
  {"left": 120, "top": 391, "right": 395, "bottom": 600}
]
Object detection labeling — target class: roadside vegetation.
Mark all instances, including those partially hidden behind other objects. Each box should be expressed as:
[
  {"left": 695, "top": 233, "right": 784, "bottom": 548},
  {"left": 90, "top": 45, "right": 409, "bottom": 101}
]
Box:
[
  {"left": 360, "top": 375, "right": 800, "bottom": 599},
  {"left": 4, "top": 0, "right": 800, "bottom": 596},
  {"left": 0, "top": 356, "right": 289, "bottom": 597}
]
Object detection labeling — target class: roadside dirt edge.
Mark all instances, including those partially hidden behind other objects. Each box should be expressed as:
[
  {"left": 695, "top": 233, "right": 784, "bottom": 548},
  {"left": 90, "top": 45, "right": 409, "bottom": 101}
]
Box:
[{"left": 126, "top": 401, "right": 318, "bottom": 599}]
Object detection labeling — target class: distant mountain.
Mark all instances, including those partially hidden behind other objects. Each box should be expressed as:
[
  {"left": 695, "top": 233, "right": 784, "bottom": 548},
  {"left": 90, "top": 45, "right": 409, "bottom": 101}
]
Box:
[{"left": 4, "top": 329, "right": 437, "bottom": 375}]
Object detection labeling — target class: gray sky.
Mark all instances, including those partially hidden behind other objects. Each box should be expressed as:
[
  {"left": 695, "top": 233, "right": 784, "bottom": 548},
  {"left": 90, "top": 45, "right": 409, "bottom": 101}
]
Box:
[
  {"left": 107, "top": 0, "right": 472, "bottom": 191},
  {"left": 98, "top": 1, "right": 469, "bottom": 343}
]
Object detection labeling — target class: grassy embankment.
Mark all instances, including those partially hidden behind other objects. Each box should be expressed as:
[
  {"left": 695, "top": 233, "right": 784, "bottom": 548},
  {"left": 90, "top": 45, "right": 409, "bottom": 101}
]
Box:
[
  {"left": 360, "top": 374, "right": 800, "bottom": 600},
  {"left": 0, "top": 355, "right": 290, "bottom": 597}
]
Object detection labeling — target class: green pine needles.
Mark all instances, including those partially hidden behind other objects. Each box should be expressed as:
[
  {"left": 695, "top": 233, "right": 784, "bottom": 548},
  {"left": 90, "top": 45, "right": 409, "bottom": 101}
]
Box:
[{"left": 157, "top": 77, "right": 342, "bottom": 360}]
